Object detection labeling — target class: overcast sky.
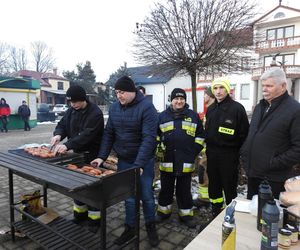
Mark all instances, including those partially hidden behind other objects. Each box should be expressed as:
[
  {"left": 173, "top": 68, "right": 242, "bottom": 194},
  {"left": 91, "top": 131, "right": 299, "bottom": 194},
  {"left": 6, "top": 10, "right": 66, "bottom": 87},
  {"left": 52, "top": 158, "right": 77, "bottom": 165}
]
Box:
[{"left": 1, "top": 0, "right": 299, "bottom": 82}]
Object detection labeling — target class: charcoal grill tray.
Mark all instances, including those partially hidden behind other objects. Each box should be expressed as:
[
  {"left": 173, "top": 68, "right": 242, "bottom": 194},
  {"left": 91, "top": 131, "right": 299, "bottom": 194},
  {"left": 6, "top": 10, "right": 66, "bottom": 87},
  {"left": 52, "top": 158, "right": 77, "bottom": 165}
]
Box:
[{"left": 8, "top": 149, "right": 84, "bottom": 164}]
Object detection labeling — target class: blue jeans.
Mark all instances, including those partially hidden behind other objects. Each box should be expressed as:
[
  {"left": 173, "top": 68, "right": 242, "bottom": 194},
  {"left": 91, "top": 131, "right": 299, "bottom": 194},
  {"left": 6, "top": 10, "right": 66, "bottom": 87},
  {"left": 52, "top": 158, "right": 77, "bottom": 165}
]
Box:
[{"left": 117, "top": 158, "right": 156, "bottom": 227}]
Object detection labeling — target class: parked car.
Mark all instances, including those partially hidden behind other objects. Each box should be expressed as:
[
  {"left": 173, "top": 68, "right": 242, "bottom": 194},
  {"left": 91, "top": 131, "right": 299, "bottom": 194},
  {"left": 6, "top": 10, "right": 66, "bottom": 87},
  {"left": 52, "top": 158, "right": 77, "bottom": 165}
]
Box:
[
  {"left": 37, "top": 103, "right": 57, "bottom": 122},
  {"left": 53, "top": 104, "right": 69, "bottom": 115}
]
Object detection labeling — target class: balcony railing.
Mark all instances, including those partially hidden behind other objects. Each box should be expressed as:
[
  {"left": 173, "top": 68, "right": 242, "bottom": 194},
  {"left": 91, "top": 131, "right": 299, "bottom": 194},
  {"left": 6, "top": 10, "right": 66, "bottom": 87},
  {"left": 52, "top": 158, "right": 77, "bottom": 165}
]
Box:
[
  {"left": 252, "top": 65, "right": 300, "bottom": 80},
  {"left": 255, "top": 36, "right": 300, "bottom": 52}
]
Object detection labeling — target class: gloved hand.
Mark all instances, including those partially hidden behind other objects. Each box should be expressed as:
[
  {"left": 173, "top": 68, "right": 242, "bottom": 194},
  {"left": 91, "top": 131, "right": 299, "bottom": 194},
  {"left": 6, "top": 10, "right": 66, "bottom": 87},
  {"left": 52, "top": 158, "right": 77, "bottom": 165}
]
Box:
[{"left": 155, "top": 142, "right": 166, "bottom": 162}]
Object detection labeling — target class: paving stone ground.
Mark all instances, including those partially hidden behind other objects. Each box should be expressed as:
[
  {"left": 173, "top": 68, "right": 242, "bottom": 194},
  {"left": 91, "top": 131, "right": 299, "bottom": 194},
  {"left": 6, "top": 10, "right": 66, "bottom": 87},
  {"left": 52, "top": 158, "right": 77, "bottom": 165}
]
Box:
[{"left": 0, "top": 123, "right": 212, "bottom": 250}]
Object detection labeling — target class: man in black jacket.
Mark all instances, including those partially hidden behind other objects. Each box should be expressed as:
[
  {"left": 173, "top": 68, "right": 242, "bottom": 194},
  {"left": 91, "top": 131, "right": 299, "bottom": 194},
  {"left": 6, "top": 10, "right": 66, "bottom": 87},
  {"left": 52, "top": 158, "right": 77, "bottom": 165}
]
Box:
[
  {"left": 91, "top": 76, "right": 159, "bottom": 247},
  {"left": 50, "top": 85, "right": 104, "bottom": 233},
  {"left": 241, "top": 67, "right": 300, "bottom": 199},
  {"left": 205, "top": 78, "right": 249, "bottom": 217}
]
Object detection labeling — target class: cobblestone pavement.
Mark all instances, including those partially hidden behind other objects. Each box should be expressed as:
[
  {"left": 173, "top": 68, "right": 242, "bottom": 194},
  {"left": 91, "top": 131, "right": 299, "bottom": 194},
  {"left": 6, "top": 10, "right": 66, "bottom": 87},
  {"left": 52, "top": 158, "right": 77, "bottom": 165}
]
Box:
[{"left": 0, "top": 124, "right": 212, "bottom": 250}]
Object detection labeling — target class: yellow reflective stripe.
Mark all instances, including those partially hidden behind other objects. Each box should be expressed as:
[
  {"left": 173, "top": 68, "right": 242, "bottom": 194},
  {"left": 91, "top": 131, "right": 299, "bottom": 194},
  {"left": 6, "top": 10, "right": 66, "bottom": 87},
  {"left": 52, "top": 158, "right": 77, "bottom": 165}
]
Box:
[
  {"left": 178, "top": 209, "right": 194, "bottom": 216},
  {"left": 201, "top": 146, "right": 206, "bottom": 153},
  {"left": 182, "top": 121, "right": 197, "bottom": 132},
  {"left": 156, "top": 136, "right": 160, "bottom": 142},
  {"left": 157, "top": 204, "right": 172, "bottom": 214},
  {"left": 195, "top": 137, "right": 205, "bottom": 146},
  {"left": 199, "top": 186, "right": 209, "bottom": 199},
  {"left": 159, "top": 163, "right": 173, "bottom": 172},
  {"left": 182, "top": 163, "right": 195, "bottom": 173},
  {"left": 73, "top": 204, "right": 88, "bottom": 213},
  {"left": 160, "top": 121, "right": 174, "bottom": 132},
  {"left": 88, "top": 211, "right": 101, "bottom": 220},
  {"left": 210, "top": 197, "right": 224, "bottom": 204},
  {"left": 218, "top": 126, "right": 235, "bottom": 135}
]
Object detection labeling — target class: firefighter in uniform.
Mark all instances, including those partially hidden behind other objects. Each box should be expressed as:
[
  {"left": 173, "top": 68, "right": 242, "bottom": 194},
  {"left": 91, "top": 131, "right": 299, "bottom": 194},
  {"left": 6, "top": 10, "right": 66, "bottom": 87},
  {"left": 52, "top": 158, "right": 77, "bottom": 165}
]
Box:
[
  {"left": 51, "top": 85, "right": 104, "bottom": 233},
  {"left": 205, "top": 78, "right": 249, "bottom": 217},
  {"left": 156, "top": 88, "right": 205, "bottom": 228}
]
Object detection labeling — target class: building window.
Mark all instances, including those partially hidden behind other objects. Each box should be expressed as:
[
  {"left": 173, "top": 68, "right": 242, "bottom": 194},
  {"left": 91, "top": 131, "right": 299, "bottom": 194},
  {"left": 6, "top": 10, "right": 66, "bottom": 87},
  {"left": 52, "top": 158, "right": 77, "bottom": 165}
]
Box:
[
  {"left": 240, "top": 84, "right": 250, "bottom": 100},
  {"left": 57, "top": 82, "right": 64, "bottom": 90},
  {"left": 266, "top": 26, "right": 294, "bottom": 40},
  {"left": 264, "top": 54, "right": 295, "bottom": 66}
]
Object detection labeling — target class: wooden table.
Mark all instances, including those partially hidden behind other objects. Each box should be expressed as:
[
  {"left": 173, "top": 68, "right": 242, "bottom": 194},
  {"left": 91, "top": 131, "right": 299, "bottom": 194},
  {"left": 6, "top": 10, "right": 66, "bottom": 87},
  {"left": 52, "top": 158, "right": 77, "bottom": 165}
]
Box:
[{"left": 185, "top": 201, "right": 300, "bottom": 250}]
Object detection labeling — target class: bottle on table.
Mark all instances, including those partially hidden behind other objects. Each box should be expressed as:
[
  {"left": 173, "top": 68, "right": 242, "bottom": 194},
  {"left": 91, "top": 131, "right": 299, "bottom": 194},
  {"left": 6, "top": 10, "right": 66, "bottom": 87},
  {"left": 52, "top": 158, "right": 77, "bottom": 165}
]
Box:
[
  {"left": 261, "top": 199, "right": 280, "bottom": 250},
  {"left": 257, "top": 180, "right": 273, "bottom": 231}
]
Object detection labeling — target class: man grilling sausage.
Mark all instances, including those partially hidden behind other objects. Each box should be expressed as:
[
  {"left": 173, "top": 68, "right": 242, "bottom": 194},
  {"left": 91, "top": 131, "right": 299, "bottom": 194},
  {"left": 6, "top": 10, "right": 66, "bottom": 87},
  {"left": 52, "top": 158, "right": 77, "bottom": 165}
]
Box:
[{"left": 50, "top": 85, "right": 104, "bottom": 233}]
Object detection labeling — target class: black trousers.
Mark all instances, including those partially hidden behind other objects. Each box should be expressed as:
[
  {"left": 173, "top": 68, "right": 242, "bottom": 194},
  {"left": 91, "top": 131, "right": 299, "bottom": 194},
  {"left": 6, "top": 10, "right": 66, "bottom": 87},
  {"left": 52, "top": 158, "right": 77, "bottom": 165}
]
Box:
[
  {"left": 247, "top": 177, "right": 285, "bottom": 200},
  {"left": 206, "top": 148, "right": 239, "bottom": 213},
  {"left": 158, "top": 172, "right": 193, "bottom": 210},
  {"left": 0, "top": 116, "right": 8, "bottom": 132},
  {"left": 22, "top": 117, "right": 30, "bottom": 131}
]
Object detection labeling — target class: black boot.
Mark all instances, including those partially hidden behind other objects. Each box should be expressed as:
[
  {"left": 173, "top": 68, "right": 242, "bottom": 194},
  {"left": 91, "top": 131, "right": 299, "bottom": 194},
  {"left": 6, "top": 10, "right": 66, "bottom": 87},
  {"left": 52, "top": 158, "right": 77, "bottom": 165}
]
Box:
[
  {"left": 87, "top": 218, "right": 101, "bottom": 233},
  {"left": 179, "top": 216, "right": 197, "bottom": 229},
  {"left": 114, "top": 224, "right": 135, "bottom": 246},
  {"left": 72, "top": 211, "right": 88, "bottom": 225},
  {"left": 155, "top": 213, "right": 171, "bottom": 223},
  {"left": 146, "top": 222, "right": 159, "bottom": 247}
]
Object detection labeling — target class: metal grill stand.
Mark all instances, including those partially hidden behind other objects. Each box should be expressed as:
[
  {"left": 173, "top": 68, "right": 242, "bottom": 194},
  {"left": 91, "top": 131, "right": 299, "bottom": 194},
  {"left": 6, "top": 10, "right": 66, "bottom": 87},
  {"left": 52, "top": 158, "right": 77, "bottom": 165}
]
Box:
[{"left": 0, "top": 152, "right": 140, "bottom": 249}]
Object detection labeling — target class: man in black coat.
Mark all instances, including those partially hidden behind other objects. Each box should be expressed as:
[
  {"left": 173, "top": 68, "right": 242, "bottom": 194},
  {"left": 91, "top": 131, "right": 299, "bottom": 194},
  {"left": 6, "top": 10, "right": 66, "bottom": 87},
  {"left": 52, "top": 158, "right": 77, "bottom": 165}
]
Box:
[
  {"left": 241, "top": 67, "right": 300, "bottom": 199},
  {"left": 50, "top": 85, "right": 104, "bottom": 233}
]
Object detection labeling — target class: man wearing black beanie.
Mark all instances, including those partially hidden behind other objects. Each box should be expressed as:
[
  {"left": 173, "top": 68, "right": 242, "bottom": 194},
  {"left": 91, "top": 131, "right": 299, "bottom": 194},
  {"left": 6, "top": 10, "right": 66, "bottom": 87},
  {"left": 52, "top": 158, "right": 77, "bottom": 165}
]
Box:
[
  {"left": 156, "top": 88, "right": 205, "bottom": 228},
  {"left": 91, "top": 76, "right": 159, "bottom": 246},
  {"left": 50, "top": 85, "right": 104, "bottom": 233}
]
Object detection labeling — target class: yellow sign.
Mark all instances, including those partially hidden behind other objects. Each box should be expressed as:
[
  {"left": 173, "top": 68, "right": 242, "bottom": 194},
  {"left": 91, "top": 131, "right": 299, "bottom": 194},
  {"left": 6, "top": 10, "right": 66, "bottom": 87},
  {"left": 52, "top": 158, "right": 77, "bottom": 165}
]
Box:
[{"left": 218, "top": 127, "right": 235, "bottom": 135}]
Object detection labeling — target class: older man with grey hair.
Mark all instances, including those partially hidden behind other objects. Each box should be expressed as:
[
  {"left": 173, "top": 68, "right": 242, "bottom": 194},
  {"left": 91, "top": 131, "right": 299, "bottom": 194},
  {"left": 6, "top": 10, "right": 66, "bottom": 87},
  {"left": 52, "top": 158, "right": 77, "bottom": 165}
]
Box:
[{"left": 241, "top": 67, "right": 300, "bottom": 199}]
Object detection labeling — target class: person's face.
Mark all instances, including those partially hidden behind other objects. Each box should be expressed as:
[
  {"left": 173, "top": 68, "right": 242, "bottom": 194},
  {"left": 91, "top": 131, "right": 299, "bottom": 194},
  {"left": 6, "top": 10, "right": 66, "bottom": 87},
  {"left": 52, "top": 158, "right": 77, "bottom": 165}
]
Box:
[
  {"left": 70, "top": 100, "right": 86, "bottom": 110},
  {"left": 1, "top": 100, "right": 4, "bottom": 104},
  {"left": 171, "top": 97, "right": 185, "bottom": 110},
  {"left": 204, "top": 93, "right": 213, "bottom": 105},
  {"left": 262, "top": 78, "right": 286, "bottom": 103},
  {"left": 213, "top": 84, "right": 228, "bottom": 102},
  {"left": 115, "top": 90, "right": 136, "bottom": 105}
]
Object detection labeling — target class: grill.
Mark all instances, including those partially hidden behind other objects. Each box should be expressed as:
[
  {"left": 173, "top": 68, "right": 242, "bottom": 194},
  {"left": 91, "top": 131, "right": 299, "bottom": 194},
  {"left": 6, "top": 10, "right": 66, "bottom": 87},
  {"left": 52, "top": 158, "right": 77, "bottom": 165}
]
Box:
[{"left": 0, "top": 151, "right": 140, "bottom": 249}]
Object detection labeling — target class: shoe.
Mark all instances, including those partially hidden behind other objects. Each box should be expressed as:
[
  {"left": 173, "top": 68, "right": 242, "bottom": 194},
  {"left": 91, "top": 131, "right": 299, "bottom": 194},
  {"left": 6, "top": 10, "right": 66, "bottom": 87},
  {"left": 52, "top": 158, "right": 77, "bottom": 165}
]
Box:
[
  {"left": 114, "top": 224, "right": 135, "bottom": 246},
  {"left": 193, "top": 199, "right": 210, "bottom": 208},
  {"left": 146, "top": 222, "right": 159, "bottom": 247},
  {"left": 179, "top": 216, "right": 197, "bottom": 229},
  {"left": 87, "top": 219, "right": 101, "bottom": 233},
  {"left": 155, "top": 214, "right": 170, "bottom": 223}
]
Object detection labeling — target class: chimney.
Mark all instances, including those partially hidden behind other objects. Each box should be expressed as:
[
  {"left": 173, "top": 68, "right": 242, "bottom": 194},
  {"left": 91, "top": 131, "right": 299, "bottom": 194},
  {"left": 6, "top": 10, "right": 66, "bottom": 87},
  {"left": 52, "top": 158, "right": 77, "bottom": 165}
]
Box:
[{"left": 53, "top": 68, "right": 58, "bottom": 75}]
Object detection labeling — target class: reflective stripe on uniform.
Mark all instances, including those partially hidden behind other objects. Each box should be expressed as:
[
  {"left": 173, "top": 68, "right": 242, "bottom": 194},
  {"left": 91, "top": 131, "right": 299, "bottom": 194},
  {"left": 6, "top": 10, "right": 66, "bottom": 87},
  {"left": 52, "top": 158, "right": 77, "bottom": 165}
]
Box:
[
  {"left": 195, "top": 137, "right": 205, "bottom": 146},
  {"left": 73, "top": 203, "right": 88, "bottom": 213},
  {"left": 198, "top": 186, "right": 209, "bottom": 199},
  {"left": 156, "top": 136, "right": 161, "bottom": 142},
  {"left": 157, "top": 204, "right": 172, "bottom": 215},
  {"left": 88, "top": 210, "right": 101, "bottom": 220},
  {"left": 218, "top": 126, "right": 235, "bottom": 135},
  {"left": 182, "top": 163, "right": 195, "bottom": 173},
  {"left": 178, "top": 208, "right": 194, "bottom": 217},
  {"left": 210, "top": 197, "right": 224, "bottom": 204},
  {"left": 159, "top": 162, "right": 173, "bottom": 172},
  {"left": 160, "top": 121, "right": 174, "bottom": 132},
  {"left": 182, "top": 121, "right": 197, "bottom": 136}
]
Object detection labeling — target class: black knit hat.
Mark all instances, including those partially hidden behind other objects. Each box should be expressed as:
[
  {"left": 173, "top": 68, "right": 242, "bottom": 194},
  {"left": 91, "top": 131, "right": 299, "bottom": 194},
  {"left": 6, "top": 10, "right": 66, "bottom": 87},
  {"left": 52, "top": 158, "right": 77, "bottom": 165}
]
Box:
[
  {"left": 66, "top": 85, "right": 87, "bottom": 101},
  {"left": 171, "top": 88, "right": 186, "bottom": 101},
  {"left": 115, "top": 76, "right": 136, "bottom": 92}
]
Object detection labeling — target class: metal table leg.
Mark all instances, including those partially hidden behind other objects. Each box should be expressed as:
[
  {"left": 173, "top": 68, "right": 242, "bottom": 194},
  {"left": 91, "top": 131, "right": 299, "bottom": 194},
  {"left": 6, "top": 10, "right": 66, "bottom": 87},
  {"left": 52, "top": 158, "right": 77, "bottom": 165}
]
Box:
[{"left": 8, "top": 170, "right": 15, "bottom": 242}]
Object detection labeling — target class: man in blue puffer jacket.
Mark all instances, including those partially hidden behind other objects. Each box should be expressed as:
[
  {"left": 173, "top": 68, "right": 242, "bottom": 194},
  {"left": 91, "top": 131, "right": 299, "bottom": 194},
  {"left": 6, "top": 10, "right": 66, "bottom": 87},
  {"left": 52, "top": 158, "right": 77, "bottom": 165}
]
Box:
[{"left": 91, "top": 76, "right": 159, "bottom": 247}]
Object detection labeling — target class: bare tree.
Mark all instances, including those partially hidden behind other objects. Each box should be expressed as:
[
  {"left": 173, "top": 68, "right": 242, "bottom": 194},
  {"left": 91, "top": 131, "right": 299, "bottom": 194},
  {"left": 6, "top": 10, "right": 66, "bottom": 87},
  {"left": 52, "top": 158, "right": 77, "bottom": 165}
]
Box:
[
  {"left": 8, "top": 46, "right": 28, "bottom": 72},
  {"left": 134, "top": 0, "right": 256, "bottom": 111},
  {"left": 31, "top": 41, "right": 55, "bottom": 73},
  {"left": 0, "top": 42, "right": 9, "bottom": 75}
]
